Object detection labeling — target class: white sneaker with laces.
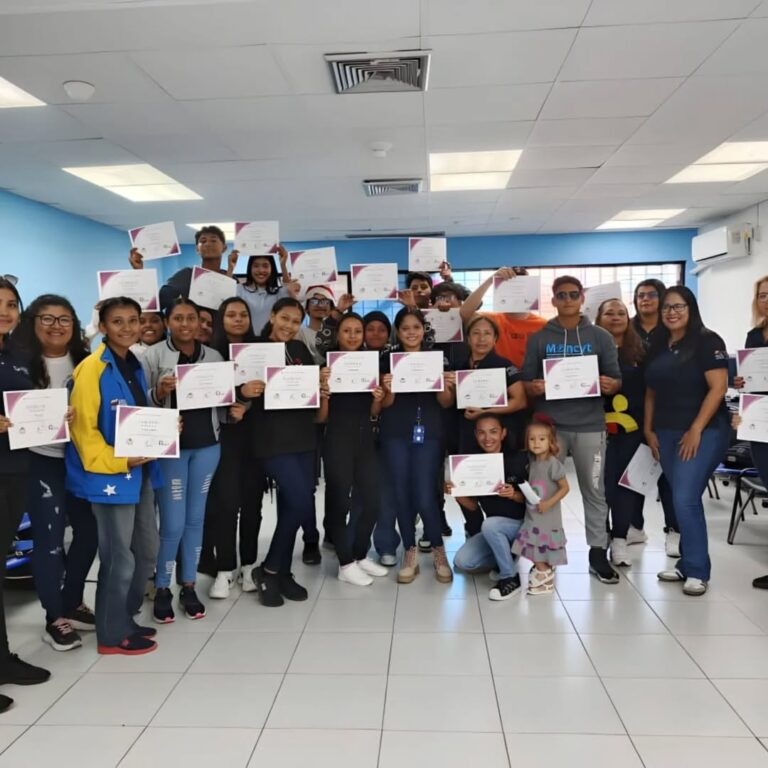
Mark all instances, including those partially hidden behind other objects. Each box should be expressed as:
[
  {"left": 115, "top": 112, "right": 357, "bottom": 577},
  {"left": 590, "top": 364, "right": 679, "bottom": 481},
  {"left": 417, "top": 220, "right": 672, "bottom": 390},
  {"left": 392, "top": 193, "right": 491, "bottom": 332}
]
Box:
[
  {"left": 665, "top": 530, "right": 681, "bottom": 558},
  {"left": 357, "top": 558, "right": 388, "bottom": 577},
  {"left": 240, "top": 564, "right": 257, "bottom": 593},
  {"left": 626, "top": 526, "right": 648, "bottom": 545},
  {"left": 683, "top": 577, "right": 707, "bottom": 596},
  {"left": 338, "top": 562, "right": 374, "bottom": 587},
  {"left": 611, "top": 538, "right": 631, "bottom": 567},
  {"left": 657, "top": 568, "right": 684, "bottom": 582},
  {"left": 380, "top": 554, "right": 398, "bottom": 567},
  {"left": 209, "top": 571, "right": 233, "bottom": 599}
]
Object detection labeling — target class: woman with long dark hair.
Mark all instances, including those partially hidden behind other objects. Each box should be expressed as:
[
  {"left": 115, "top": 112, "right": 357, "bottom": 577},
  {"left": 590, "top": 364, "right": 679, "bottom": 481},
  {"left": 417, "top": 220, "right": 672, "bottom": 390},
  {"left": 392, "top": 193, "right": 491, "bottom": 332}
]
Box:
[
  {"left": 12, "top": 294, "right": 98, "bottom": 651},
  {"left": 236, "top": 249, "right": 298, "bottom": 336},
  {"left": 644, "top": 286, "right": 729, "bottom": 596}
]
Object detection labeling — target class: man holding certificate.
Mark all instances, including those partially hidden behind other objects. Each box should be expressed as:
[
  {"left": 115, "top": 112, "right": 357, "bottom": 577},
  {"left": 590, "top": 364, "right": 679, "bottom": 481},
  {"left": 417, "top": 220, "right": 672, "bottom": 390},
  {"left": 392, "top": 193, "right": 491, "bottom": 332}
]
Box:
[{"left": 522, "top": 275, "right": 622, "bottom": 584}]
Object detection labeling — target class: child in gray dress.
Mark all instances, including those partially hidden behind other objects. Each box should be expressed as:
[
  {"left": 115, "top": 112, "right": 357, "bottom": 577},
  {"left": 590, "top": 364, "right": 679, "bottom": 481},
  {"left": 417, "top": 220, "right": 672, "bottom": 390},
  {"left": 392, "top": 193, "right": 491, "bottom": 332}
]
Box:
[{"left": 512, "top": 416, "right": 569, "bottom": 595}]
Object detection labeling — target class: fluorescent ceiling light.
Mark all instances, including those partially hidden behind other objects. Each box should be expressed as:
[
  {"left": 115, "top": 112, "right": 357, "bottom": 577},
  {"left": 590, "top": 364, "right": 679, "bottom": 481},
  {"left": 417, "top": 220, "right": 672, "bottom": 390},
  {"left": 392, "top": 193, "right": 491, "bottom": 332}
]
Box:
[
  {"left": 430, "top": 172, "right": 511, "bottom": 192},
  {"left": 429, "top": 150, "right": 522, "bottom": 175},
  {"left": 188, "top": 222, "right": 236, "bottom": 239},
  {"left": 597, "top": 219, "right": 663, "bottom": 230},
  {"left": 0, "top": 76, "right": 45, "bottom": 108},
  {"left": 696, "top": 141, "right": 768, "bottom": 164},
  {"left": 62, "top": 163, "right": 202, "bottom": 201},
  {"left": 612, "top": 209, "right": 685, "bottom": 221},
  {"left": 665, "top": 163, "right": 768, "bottom": 184}
]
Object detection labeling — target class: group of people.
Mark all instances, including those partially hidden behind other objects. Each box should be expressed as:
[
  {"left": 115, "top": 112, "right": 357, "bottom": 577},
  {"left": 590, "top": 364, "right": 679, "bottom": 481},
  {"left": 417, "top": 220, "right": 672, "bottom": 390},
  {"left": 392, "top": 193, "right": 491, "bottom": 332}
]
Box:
[{"left": 0, "top": 223, "right": 758, "bottom": 711}]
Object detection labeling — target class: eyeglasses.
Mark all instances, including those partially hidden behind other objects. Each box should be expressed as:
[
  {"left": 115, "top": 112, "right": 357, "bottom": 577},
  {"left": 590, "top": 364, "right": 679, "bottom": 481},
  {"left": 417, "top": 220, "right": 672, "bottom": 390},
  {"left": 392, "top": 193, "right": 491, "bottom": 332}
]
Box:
[
  {"left": 36, "top": 314, "right": 73, "bottom": 327},
  {"left": 661, "top": 303, "right": 688, "bottom": 314},
  {"left": 758, "top": 293, "right": 768, "bottom": 302},
  {"left": 636, "top": 291, "right": 659, "bottom": 300},
  {"left": 308, "top": 298, "right": 331, "bottom": 307},
  {"left": 554, "top": 290, "right": 581, "bottom": 301}
]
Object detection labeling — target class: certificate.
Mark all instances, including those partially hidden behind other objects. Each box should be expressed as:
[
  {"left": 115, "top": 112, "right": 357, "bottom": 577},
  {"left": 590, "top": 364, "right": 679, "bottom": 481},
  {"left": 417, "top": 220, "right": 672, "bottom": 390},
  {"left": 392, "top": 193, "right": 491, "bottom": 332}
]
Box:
[
  {"left": 408, "top": 237, "right": 446, "bottom": 272},
  {"left": 114, "top": 405, "right": 179, "bottom": 459},
  {"left": 617, "top": 443, "right": 662, "bottom": 496},
  {"left": 390, "top": 351, "right": 444, "bottom": 393},
  {"left": 738, "top": 393, "right": 768, "bottom": 443},
  {"left": 3, "top": 388, "right": 69, "bottom": 451},
  {"left": 448, "top": 454, "right": 505, "bottom": 497},
  {"left": 230, "top": 342, "right": 285, "bottom": 384},
  {"left": 128, "top": 221, "right": 181, "bottom": 261},
  {"left": 98, "top": 269, "right": 159, "bottom": 311},
  {"left": 326, "top": 278, "right": 350, "bottom": 304},
  {"left": 582, "top": 281, "right": 623, "bottom": 321},
  {"left": 424, "top": 308, "right": 464, "bottom": 343},
  {"left": 493, "top": 275, "right": 540, "bottom": 312},
  {"left": 737, "top": 348, "right": 768, "bottom": 392},
  {"left": 234, "top": 221, "right": 279, "bottom": 255},
  {"left": 264, "top": 365, "right": 320, "bottom": 409},
  {"left": 188, "top": 266, "right": 237, "bottom": 310},
  {"left": 176, "top": 362, "right": 236, "bottom": 410},
  {"left": 351, "top": 263, "right": 398, "bottom": 300},
  {"left": 543, "top": 356, "right": 600, "bottom": 400},
  {"left": 455, "top": 369, "right": 508, "bottom": 409},
  {"left": 327, "top": 351, "right": 379, "bottom": 393},
  {"left": 289, "top": 247, "right": 338, "bottom": 286}
]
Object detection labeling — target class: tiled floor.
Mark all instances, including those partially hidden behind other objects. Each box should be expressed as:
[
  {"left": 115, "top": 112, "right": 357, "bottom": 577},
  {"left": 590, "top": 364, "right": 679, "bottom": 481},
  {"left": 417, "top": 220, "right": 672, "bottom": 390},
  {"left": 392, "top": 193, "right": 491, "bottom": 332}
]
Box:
[{"left": 2, "top": 466, "right": 768, "bottom": 767}]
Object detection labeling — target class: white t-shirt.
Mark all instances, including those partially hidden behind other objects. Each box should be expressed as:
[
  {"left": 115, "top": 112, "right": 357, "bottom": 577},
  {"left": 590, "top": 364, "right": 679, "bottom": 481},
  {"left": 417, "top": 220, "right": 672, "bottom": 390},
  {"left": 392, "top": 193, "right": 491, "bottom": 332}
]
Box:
[{"left": 29, "top": 354, "right": 75, "bottom": 459}]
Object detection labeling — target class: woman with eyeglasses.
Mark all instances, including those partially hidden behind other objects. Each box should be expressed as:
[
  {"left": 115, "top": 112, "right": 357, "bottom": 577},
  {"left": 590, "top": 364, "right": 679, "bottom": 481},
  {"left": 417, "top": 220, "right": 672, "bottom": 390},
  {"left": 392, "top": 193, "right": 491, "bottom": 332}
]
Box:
[
  {"left": 644, "top": 286, "right": 729, "bottom": 596},
  {"left": 733, "top": 275, "right": 768, "bottom": 590},
  {"left": 11, "top": 296, "right": 97, "bottom": 651}
]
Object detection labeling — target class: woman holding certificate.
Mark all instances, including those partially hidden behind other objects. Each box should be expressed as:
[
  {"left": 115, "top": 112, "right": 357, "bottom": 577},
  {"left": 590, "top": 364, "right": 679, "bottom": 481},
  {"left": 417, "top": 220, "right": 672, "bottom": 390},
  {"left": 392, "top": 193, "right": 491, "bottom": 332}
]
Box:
[
  {"left": 141, "top": 297, "right": 225, "bottom": 622},
  {"left": 236, "top": 250, "right": 297, "bottom": 336},
  {"left": 12, "top": 295, "right": 97, "bottom": 652},
  {"left": 244, "top": 297, "right": 328, "bottom": 607},
  {"left": 66, "top": 297, "right": 163, "bottom": 655},
  {"left": 644, "top": 287, "right": 729, "bottom": 596},
  {"left": 379, "top": 307, "right": 456, "bottom": 584}
]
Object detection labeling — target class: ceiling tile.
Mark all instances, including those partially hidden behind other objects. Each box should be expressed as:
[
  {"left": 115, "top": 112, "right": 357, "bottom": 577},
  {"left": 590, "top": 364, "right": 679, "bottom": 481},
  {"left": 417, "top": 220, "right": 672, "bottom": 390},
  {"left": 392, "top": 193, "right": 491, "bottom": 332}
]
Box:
[
  {"left": 108, "top": 134, "right": 237, "bottom": 164},
  {"left": 602, "top": 143, "right": 714, "bottom": 167},
  {"left": 8, "top": 138, "right": 141, "bottom": 166},
  {"left": 698, "top": 19, "right": 768, "bottom": 75},
  {"left": 426, "top": 84, "right": 550, "bottom": 124},
  {"left": 572, "top": 182, "right": 660, "bottom": 199},
  {"left": 0, "top": 106, "right": 95, "bottom": 142},
  {"left": 516, "top": 145, "right": 617, "bottom": 170},
  {"left": 588, "top": 165, "right": 684, "bottom": 184},
  {"left": 541, "top": 79, "right": 683, "bottom": 119},
  {"left": 584, "top": 0, "right": 759, "bottom": 25},
  {"left": 59, "top": 101, "right": 201, "bottom": 136},
  {"left": 561, "top": 21, "right": 738, "bottom": 80},
  {"left": 181, "top": 96, "right": 309, "bottom": 134},
  {"left": 507, "top": 168, "right": 597, "bottom": 187},
  {"left": 752, "top": 1, "right": 768, "bottom": 14},
  {"left": 427, "top": 122, "right": 534, "bottom": 152},
  {"left": 302, "top": 92, "right": 423, "bottom": 128},
  {"left": 527, "top": 118, "right": 645, "bottom": 147}
]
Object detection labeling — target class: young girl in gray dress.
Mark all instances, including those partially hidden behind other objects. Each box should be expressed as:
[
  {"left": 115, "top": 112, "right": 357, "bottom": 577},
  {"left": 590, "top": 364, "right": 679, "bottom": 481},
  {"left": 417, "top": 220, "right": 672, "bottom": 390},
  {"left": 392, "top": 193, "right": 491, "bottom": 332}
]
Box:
[{"left": 512, "top": 416, "right": 569, "bottom": 595}]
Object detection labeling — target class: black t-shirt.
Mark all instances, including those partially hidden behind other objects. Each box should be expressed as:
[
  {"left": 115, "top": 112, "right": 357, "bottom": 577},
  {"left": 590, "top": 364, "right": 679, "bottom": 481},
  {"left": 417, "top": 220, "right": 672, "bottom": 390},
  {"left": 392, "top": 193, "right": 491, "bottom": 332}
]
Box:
[
  {"left": 632, "top": 317, "right": 664, "bottom": 350},
  {"left": 605, "top": 359, "right": 644, "bottom": 434},
  {"left": 645, "top": 331, "right": 729, "bottom": 431},
  {"left": 476, "top": 451, "right": 529, "bottom": 521},
  {"left": 745, "top": 326, "right": 768, "bottom": 349},
  {"left": 0, "top": 345, "right": 33, "bottom": 474}
]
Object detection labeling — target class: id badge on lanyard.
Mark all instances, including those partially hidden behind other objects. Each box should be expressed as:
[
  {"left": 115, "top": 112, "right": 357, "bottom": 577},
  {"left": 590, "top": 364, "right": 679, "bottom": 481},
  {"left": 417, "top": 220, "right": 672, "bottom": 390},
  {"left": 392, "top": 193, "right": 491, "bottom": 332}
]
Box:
[{"left": 412, "top": 405, "right": 425, "bottom": 444}]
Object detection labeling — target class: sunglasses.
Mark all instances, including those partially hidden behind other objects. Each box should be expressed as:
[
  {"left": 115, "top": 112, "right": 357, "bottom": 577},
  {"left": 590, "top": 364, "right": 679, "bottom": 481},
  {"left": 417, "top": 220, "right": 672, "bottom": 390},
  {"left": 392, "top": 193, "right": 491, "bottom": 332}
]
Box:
[
  {"left": 554, "top": 290, "right": 581, "bottom": 301},
  {"left": 636, "top": 290, "right": 659, "bottom": 300},
  {"left": 308, "top": 298, "right": 332, "bottom": 307}
]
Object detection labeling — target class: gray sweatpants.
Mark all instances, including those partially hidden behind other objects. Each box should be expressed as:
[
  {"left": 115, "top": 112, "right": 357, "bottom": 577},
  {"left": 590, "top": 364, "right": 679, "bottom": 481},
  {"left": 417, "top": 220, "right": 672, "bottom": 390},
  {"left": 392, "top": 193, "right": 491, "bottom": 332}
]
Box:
[{"left": 556, "top": 430, "right": 609, "bottom": 549}]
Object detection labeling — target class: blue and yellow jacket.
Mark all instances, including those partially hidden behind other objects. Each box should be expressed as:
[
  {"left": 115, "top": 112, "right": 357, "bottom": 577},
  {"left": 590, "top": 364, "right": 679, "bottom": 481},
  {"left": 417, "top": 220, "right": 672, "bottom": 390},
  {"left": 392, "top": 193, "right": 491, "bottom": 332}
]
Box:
[{"left": 65, "top": 343, "right": 163, "bottom": 504}]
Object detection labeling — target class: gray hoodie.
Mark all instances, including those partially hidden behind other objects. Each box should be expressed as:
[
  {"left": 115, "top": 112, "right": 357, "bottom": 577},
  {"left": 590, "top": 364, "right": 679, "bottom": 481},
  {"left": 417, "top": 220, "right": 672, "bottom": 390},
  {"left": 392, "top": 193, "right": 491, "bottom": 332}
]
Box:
[{"left": 521, "top": 316, "right": 621, "bottom": 432}]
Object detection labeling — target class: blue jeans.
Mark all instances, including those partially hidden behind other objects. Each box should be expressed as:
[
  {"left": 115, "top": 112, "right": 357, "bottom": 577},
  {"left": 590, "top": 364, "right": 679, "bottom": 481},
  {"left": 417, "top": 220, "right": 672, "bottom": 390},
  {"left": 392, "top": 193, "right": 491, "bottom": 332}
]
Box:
[
  {"left": 156, "top": 444, "right": 220, "bottom": 587},
  {"left": 657, "top": 424, "right": 729, "bottom": 581},
  {"left": 92, "top": 476, "right": 158, "bottom": 647},
  {"left": 454, "top": 516, "right": 523, "bottom": 579},
  {"left": 263, "top": 451, "right": 317, "bottom": 573},
  {"left": 27, "top": 453, "right": 98, "bottom": 623},
  {"left": 380, "top": 437, "right": 443, "bottom": 550}
]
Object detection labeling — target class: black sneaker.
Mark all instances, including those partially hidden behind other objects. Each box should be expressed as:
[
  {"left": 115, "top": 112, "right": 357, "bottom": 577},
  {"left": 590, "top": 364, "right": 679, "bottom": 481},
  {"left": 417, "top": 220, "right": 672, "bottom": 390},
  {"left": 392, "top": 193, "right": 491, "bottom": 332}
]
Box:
[
  {"left": 279, "top": 572, "right": 308, "bottom": 601},
  {"left": 179, "top": 587, "right": 206, "bottom": 620},
  {"left": 63, "top": 604, "right": 95, "bottom": 632},
  {"left": 0, "top": 694, "right": 13, "bottom": 713},
  {"left": 441, "top": 522, "right": 453, "bottom": 537},
  {"left": 302, "top": 542, "right": 321, "bottom": 565},
  {"left": 153, "top": 587, "right": 175, "bottom": 624},
  {"left": 0, "top": 654, "right": 50, "bottom": 686},
  {"left": 753, "top": 574, "right": 768, "bottom": 590},
  {"left": 42, "top": 620, "right": 83, "bottom": 652},
  {"left": 589, "top": 547, "right": 620, "bottom": 584},
  {"left": 417, "top": 537, "right": 432, "bottom": 553},
  {"left": 254, "top": 566, "right": 284, "bottom": 607},
  {"left": 128, "top": 621, "right": 157, "bottom": 639},
  {"left": 488, "top": 575, "right": 521, "bottom": 601},
  {"left": 98, "top": 636, "right": 157, "bottom": 656}
]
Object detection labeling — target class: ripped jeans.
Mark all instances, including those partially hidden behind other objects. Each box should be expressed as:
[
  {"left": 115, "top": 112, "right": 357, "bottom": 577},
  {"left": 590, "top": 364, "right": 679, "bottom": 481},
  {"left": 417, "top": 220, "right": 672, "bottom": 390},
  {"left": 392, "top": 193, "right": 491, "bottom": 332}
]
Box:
[{"left": 156, "top": 444, "right": 221, "bottom": 587}]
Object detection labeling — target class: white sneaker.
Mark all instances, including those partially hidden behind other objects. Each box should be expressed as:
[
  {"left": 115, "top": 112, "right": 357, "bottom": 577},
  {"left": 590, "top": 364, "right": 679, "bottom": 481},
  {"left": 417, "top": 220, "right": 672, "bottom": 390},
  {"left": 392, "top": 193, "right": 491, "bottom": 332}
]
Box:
[
  {"left": 209, "top": 571, "right": 233, "bottom": 599},
  {"left": 240, "top": 564, "right": 257, "bottom": 593},
  {"left": 380, "top": 554, "right": 398, "bottom": 567},
  {"left": 683, "top": 577, "right": 707, "bottom": 596},
  {"left": 657, "top": 568, "right": 684, "bottom": 582},
  {"left": 357, "top": 558, "right": 388, "bottom": 577},
  {"left": 626, "top": 526, "right": 648, "bottom": 545},
  {"left": 338, "top": 562, "right": 374, "bottom": 587},
  {"left": 665, "top": 531, "right": 681, "bottom": 558},
  {"left": 611, "top": 538, "right": 631, "bottom": 567}
]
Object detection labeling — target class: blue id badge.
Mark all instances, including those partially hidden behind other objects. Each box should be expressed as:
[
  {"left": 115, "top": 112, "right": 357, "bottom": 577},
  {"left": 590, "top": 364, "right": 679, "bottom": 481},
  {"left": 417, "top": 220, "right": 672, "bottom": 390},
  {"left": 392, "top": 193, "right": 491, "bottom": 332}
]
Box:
[{"left": 412, "top": 424, "right": 425, "bottom": 444}]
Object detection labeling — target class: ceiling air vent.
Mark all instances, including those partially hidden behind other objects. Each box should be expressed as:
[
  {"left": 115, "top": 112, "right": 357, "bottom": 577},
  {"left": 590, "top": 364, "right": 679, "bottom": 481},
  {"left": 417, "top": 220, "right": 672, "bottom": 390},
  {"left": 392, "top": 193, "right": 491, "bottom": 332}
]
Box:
[
  {"left": 363, "top": 178, "right": 423, "bottom": 197},
  {"left": 325, "top": 50, "right": 431, "bottom": 94}
]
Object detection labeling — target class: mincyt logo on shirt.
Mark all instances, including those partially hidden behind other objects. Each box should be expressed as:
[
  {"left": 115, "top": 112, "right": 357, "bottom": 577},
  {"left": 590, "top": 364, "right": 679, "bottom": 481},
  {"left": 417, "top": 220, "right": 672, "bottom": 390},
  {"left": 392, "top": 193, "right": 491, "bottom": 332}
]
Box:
[{"left": 544, "top": 343, "right": 593, "bottom": 356}]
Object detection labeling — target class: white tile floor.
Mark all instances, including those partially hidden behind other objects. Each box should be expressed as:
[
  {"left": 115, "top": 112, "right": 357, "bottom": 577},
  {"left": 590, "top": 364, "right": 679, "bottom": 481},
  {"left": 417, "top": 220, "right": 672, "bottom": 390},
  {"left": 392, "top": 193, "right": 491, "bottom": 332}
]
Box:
[{"left": 1, "top": 465, "right": 768, "bottom": 767}]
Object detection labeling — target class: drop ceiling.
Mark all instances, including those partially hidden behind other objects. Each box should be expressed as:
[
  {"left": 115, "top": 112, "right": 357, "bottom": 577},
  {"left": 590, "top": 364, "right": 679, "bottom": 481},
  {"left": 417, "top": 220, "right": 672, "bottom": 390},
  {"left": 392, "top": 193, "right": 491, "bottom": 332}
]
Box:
[{"left": 1, "top": 0, "right": 768, "bottom": 241}]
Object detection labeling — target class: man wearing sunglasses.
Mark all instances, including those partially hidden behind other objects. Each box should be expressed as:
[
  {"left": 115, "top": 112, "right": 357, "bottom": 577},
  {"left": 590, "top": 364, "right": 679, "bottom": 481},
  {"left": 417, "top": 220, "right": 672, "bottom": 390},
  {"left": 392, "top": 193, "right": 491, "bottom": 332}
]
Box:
[{"left": 521, "top": 276, "right": 622, "bottom": 584}]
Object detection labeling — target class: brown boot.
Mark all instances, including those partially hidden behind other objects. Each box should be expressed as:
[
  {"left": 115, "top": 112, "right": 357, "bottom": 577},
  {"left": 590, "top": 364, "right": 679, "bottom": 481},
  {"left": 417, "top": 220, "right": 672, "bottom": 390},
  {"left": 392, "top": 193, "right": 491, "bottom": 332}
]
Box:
[
  {"left": 397, "top": 547, "right": 420, "bottom": 584},
  {"left": 433, "top": 545, "right": 453, "bottom": 583}
]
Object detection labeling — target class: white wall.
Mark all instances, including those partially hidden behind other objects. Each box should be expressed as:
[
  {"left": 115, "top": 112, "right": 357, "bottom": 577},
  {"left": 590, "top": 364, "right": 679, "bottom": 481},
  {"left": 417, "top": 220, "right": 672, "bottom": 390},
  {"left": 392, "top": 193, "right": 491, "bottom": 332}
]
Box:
[{"left": 697, "top": 201, "right": 768, "bottom": 352}]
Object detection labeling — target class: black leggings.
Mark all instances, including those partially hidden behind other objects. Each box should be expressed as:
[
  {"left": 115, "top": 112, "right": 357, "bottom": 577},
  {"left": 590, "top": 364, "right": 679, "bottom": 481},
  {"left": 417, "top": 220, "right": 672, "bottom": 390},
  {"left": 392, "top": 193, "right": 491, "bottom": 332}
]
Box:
[{"left": 0, "top": 473, "right": 26, "bottom": 658}]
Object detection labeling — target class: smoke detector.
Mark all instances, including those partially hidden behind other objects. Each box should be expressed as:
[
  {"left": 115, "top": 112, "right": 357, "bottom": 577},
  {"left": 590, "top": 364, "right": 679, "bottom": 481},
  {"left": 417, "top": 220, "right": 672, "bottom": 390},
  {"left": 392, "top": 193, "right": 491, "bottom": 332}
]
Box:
[
  {"left": 62, "top": 80, "right": 96, "bottom": 102},
  {"left": 325, "top": 50, "right": 431, "bottom": 94},
  {"left": 370, "top": 142, "right": 393, "bottom": 158}
]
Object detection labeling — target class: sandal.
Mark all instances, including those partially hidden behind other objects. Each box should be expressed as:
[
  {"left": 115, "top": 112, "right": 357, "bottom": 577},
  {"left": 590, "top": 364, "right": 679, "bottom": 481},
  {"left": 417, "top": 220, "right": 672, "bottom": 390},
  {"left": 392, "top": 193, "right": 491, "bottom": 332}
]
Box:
[{"left": 527, "top": 566, "right": 555, "bottom": 595}]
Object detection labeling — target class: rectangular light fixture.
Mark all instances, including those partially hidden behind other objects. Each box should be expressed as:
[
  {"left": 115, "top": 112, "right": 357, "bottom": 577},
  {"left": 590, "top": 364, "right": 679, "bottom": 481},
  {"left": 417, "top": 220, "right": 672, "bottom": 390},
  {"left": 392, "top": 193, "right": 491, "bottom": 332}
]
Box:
[
  {"left": 430, "top": 172, "right": 512, "bottom": 192},
  {"left": 62, "top": 163, "right": 202, "bottom": 201},
  {"left": 596, "top": 219, "right": 663, "bottom": 230},
  {"left": 0, "top": 75, "right": 45, "bottom": 108},
  {"left": 665, "top": 163, "right": 768, "bottom": 184},
  {"left": 695, "top": 141, "right": 768, "bottom": 164},
  {"left": 612, "top": 209, "right": 685, "bottom": 221},
  {"left": 429, "top": 150, "right": 522, "bottom": 175},
  {"left": 187, "top": 222, "right": 236, "bottom": 240}
]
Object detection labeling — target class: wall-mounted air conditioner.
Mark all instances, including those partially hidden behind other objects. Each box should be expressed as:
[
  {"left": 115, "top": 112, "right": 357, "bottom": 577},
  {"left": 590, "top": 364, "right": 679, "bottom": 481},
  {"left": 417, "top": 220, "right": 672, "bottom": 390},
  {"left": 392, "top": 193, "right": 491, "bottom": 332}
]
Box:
[{"left": 690, "top": 224, "right": 754, "bottom": 275}]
